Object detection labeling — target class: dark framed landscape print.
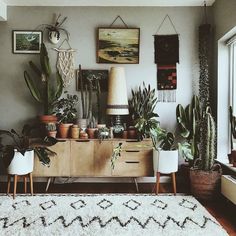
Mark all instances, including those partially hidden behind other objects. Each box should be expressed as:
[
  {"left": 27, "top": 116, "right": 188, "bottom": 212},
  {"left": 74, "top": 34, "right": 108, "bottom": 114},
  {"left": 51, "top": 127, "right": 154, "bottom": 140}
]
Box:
[
  {"left": 12, "top": 30, "right": 42, "bottom": 54},
  {"left": 97, "top": 28, "right": 140, "bottom": 64}
]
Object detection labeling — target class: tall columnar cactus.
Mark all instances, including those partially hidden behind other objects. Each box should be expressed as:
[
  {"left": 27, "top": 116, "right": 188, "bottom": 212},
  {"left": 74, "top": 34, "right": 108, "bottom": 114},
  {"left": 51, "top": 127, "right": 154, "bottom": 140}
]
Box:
[
  {"left": 200, "top": 107, "right": 216, "bottom": 171},
  {"left": 176, "top": 95, "right": 201, "bottom": 161},
  {"left": 24, "top": 43, "right": 63, "bottom": 115}
]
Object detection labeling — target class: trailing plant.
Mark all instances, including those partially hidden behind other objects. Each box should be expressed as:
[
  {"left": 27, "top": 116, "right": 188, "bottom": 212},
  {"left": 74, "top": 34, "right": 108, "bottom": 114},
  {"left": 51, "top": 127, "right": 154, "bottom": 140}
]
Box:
[
  {"left": 129, "top": 83, "right": 159, "bottom": 140},
  {"left": 24, "top": 43, "right": 63, "bottom": 115},
  {"left": 0, "top": 124, "right": 57, "bottom": 168},
  {"left": 111, "top": 142, "right": 122, "bottom": 170},
  {"left": 52, "top": 92, "right": 78, "bottom": 123},
  {"left": 150, "top": 126, "right": 176, "bottom": 151},
  {"left": 176, "top": 95, "right": 201, "bottom": 163}
]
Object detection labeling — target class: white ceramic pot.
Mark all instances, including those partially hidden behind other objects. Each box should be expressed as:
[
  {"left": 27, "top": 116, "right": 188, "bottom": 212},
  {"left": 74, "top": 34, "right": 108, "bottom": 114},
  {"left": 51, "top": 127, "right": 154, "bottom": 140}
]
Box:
[
  {"left": 48, "top": 30, "right": 60, "bottom": 44},
  {"left": 153, "top": 149, "right": 178, "bottom": 174},
  {"left": 7, "top": 150, "right": 34, "bottom": 175}
]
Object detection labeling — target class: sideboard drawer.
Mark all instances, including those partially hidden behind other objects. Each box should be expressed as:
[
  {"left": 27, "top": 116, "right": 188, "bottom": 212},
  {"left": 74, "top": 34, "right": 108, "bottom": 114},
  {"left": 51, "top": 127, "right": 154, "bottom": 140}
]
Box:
[
  {"left": 112, "top": 140, "right": 152, "bottom": 151},
  {"left": 112, "top": 149, "right": 154, "bottom": 177}
]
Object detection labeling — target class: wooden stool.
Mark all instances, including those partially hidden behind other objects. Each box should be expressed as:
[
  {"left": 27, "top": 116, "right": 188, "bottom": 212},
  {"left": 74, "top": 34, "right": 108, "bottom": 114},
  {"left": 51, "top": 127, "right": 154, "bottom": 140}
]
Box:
[
  {"left": 7, "top": 172, "right": 33, "bottom": 199},
  {"left": 155, "top": 172, "right": 177, "bottom": 195}
]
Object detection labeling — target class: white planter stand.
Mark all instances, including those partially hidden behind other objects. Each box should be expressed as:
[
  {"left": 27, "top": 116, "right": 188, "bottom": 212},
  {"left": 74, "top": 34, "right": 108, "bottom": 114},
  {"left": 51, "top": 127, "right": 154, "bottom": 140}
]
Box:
[
  {"left": 153, "top": 149, "right": 178, "bottom": 195},
  {"left": 7, "top": 150, "right": 34, "bottom": 199}
]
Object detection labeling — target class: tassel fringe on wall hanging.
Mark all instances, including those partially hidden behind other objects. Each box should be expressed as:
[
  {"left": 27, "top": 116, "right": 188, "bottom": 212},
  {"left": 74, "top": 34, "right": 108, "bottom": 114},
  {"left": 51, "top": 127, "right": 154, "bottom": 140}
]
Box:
[
  {"left": 154, "top": 15, "right": 179, "bottom": 102},
  {"left": 53, "top": 39, "right": 76, "bottom": 88}
]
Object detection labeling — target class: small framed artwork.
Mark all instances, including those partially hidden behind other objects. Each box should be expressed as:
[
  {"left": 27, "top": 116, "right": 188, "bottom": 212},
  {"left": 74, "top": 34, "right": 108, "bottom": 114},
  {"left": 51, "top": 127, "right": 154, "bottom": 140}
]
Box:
[
  {"left": 97, "top": 28, "right": 140, "bottom": 64},
  {"left": 12, "top": 30, "right": 43, "bottom": 54},
  {"left": 76, "top": 69, "right": 109, "bottom": 92}
]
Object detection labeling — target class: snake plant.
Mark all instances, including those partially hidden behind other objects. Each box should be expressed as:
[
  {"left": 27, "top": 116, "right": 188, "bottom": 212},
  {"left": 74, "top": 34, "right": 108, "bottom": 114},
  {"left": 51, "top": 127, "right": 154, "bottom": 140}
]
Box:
[
  {"left": 24, "top": 43, "right": 63, "bottom": 115},
  {"left": 129, "top": 83, "right": 159, "bottom": 140}
]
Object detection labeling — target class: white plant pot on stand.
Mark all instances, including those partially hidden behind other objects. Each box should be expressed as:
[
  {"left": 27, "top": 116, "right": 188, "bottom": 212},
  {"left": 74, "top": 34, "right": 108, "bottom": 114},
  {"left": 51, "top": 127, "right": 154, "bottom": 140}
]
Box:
[
  {"left": 153, "top": 148, "right": 178, "bottom": 195},
  {"left": 7, "top": 150, "right": 34, "bottom": 199}
]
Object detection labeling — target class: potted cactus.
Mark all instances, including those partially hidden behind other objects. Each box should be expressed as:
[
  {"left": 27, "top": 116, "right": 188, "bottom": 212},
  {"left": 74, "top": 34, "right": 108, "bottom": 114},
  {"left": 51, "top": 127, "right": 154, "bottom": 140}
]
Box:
[{"left": 24, "top": 43, "right": 63, "bottom": 124}]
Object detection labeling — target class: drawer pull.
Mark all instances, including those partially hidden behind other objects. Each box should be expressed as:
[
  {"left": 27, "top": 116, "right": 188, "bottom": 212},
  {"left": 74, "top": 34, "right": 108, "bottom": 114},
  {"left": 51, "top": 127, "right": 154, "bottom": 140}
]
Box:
[
  {"left": 126, "top": 140, "right": 139, "bottom": 143},
  {"left": 125, "top": 161, "right": 140, "bottom": 164},
  {"left": 57, "top": 140, "right": 67, "bottom": 142},
  {"left": 75, "top": 140, "right": 90, "bottom": 142},
  {"left": 125, "top": 150, "right": 140, "bottom": 153}
]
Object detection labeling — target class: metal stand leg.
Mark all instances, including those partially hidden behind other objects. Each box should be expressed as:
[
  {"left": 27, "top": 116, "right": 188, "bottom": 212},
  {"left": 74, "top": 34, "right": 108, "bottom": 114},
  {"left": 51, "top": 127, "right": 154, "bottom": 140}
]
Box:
[
  {"left": 45, "top": 177, "right": 52, "bottom": 192},
  {"left": 134, "top": 178, "right": 139, "bottom": 193}
]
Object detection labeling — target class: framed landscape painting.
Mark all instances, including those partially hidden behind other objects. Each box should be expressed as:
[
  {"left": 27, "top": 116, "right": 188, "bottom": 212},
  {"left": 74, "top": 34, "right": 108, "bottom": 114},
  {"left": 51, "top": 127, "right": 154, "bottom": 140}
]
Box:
[
  {"left": 97, "top": 28, "right": 140, "bottom": 64},
  {"left": 76, "top": 69, "right": 109, "bottom": 92},
  {"left": 12, "top": 30, "right": 42, "bottom": 54}
]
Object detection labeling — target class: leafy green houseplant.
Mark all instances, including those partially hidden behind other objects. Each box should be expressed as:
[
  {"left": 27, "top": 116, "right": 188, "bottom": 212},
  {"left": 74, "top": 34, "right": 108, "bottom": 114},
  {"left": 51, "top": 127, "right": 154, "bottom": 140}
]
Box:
[
  {"left": 52, "top": 92, "right": 79, "bottom": 138},
  {"left": 0, "top": 125, "right": 57, "bottom": 170},
  {"left": 24, "top": 43, "right": 63, "bottom": 120},
  {"left": 129, "top": 83, "right": 159, "bottom": 140}
]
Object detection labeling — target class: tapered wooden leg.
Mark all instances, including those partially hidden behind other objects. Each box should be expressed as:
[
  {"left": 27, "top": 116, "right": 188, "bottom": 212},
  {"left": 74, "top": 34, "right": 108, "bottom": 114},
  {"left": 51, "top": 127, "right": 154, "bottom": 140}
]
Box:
[
  {"left": 13, "top": 175, "right": 18, "bottom": 199},
  {"left": 45, "top": 177, "right": 51, "bottom": 192},
  {"left": 171, "top": 172, "right": 177, "bottom": 195},
  {"left": 7, "top": 175, "right": 11, "bottom": 195},
  {"left": 156, "top": 172, "right": 160, "bottom": 195},
  {"left": 29, "top": 173, "right": 33, "bottom": 196},
  {"left": 24, "top": 176, "right": 27, "bottom": 193}
]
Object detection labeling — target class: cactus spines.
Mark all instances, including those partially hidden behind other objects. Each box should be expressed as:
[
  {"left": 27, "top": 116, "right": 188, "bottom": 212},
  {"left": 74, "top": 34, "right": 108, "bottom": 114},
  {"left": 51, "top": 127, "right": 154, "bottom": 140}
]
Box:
[
  {"left": 24, "top": 43, "right": 63, "bottom": 115},
  {"left": 201, "top": 108, "right": 216, "bottom": 171}
]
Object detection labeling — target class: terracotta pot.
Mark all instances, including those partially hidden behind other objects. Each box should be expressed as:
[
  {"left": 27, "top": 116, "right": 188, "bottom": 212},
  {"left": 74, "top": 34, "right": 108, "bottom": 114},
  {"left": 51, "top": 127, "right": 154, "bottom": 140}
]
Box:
[
  {"left": 8, "top": 150, "right": 34, "bottom": 175},
  {"left": 228, "top": 150, "right": 236, "bottom": 167},
  {"left": 39, "top": 115, "right": 57, "bottom": 124},
  {"left": 189, "top": 169, "right": 221, "bottom": 201},
  {"left": 47, "top": 131, "right": 57, "bottom": 138},
  {"left": 87, "top": 128, "right": 97, "bottom": 139},
  {"left": 80, "top": 131, "right": 88, "bottom": 139},
  {"left": 71, "top": 125, "right": 79, "bottom": 139},
  {"left": 128, "top": 127, "right": 137, "bottom": 139},
  {"left": 58, "top": 123, "right": 72, "bottom": 138}
]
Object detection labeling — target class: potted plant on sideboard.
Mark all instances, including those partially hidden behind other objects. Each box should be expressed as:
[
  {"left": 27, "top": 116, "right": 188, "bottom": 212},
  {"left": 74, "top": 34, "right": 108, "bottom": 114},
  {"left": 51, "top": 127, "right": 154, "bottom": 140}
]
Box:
[
  {"left": 52, "top": 92, "right": 79, "bottom": 138},
  {"left": 24, "top": 43, "right": 63, "bottom": 125},
  {"left": 129, "top": 83, "right": 159, "bottom": 140}
]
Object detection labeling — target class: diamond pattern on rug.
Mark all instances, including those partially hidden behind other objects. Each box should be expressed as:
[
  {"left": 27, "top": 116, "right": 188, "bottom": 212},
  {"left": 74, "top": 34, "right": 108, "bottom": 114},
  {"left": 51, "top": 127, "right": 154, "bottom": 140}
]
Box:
[
  {"left": 40, "top": 200, "right": 56, "bottom": 210},
  {"left": 0, "top": 195, "right": 228, "bottom": 236},
  {"left": 12, "top": 200, "right": 31, "bottom": 210},
  {"left": 123, "top": 199, "right": 141, "bottom": 210},
  {"left": 179, "top": 198, "right": 197, "bottom": 211},
  {"left": 97, "top": 199, "right": 113, "bottom": 210},
  {"left": 70, "top": 200, "right": 86, "bottom": 210},
  {"left": 151, "top": 199, "right": 167, "bottom": 210}
]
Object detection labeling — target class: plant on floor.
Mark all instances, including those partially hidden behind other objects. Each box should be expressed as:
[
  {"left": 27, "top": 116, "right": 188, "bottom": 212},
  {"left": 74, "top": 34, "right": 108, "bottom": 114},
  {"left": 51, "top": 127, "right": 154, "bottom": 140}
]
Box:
[
  {"left": 176, "top": 95, "right": 201, "bottom": 165},
  {"left": 129, "top": 83, "right": 159, "bottom": 140},
  {"left": 24, "top": 43, "right": 63, "bottom": 115},
  {"left": 0, "top": 124, "right": 57, "bottom": 168},
  {"left": 52, "top": 91, "right": 78, "bottom": 124}
]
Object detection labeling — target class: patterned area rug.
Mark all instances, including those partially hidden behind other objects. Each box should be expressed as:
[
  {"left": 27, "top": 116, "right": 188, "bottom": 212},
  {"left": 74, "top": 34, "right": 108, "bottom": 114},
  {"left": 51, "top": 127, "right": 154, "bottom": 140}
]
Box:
[{"left": 0, "top": 194, "right": 228, "bottom": 236}]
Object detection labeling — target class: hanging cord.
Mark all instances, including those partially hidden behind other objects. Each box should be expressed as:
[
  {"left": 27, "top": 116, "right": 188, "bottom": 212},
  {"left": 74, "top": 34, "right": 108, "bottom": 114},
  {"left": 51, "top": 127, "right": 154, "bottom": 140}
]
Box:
[
  {"left": 204, "top": 1, "right": 208, "bottom": 24},
  {"left": 109, "top": 15, "right": 129, "bottom": 28},
  {"left": 154, "top": 14, "right": 178, "bottom": 35}
]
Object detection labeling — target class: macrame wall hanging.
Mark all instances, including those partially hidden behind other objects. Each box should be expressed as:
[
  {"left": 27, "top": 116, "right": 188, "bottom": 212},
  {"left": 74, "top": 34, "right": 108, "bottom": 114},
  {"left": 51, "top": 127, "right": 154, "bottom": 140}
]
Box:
[
  {"left": 154, "top": 14, "right": 179, "bottom": 102},
  {"left": 53, "top": 39, "right": 76, "bottom": 87}
]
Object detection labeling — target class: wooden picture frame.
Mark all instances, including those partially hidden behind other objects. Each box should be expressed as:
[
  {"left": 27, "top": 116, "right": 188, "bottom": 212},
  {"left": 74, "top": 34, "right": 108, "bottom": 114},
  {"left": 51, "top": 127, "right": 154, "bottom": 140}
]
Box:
[
  {"left": 97, "top": 28, "right": 140, "bottom": 64},
  {"left": 76, "top": 69, "right": 109, "bottom": 92},
  {"left": 12, "top": 30, "right": 42, "bottom": 54}
]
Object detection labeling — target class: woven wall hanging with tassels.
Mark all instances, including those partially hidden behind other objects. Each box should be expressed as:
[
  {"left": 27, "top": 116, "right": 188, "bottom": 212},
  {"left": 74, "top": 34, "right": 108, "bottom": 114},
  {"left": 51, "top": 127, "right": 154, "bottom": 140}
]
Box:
[{"left": 154, "top": 14, "right": 179, "bottom": 102}]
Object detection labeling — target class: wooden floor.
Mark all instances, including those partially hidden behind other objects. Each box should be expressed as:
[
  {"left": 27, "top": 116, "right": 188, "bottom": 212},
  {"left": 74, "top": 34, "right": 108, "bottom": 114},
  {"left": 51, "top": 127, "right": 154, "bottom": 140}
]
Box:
[{"left": 1, "top": 181, "right": 236, "bottom": 235}]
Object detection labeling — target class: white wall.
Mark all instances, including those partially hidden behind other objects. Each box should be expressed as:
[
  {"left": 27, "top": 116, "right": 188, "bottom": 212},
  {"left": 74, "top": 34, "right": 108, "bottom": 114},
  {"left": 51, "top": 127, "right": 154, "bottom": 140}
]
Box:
[{"left": 0, "top": 6, "right": 203, "bottom": 132}]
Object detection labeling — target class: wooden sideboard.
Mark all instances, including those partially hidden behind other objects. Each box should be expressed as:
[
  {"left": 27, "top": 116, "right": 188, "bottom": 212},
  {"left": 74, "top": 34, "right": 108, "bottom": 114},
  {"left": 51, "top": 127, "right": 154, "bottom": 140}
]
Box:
[{"left": 33, "top": 139, "right": 154, "bottom": 178}]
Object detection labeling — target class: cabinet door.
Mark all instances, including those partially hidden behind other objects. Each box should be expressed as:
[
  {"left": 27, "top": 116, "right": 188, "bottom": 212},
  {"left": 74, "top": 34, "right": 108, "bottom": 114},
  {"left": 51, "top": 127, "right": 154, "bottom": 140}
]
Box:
[
  {"left": 70, "top": 140, "right": 94, "bottom": 176},
  {"left": 94, "top": 140, "right": 113, "bottom": 177},
  {"left": 33, "top": 140, "right": 70, "bottom": 177},
  {"left": 112, "top": 149, "right": 153, "bottom": 177}
]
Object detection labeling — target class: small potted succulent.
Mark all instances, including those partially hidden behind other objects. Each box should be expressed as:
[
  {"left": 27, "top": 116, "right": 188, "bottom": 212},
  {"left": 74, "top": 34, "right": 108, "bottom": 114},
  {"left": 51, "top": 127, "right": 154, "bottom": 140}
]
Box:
[
  {"left": 45, "top": 122, "right": 57, "bottom": 138},
  {"left": 53, "top": 92, "right": 79, "bottom": 138}
]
